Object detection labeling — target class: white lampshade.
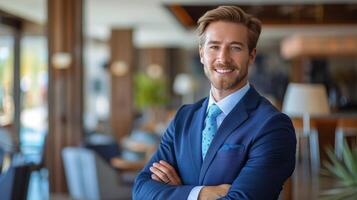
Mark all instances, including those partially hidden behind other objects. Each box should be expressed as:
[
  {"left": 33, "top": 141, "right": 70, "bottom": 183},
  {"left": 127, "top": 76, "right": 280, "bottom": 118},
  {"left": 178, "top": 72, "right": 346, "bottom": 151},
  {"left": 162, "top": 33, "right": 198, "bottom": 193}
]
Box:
[
  {"left": 173, "top": 73, "right": 195, "bottom": 95},
  {"left": 282, "top": 83, "right": 330, "bottom": 117}
]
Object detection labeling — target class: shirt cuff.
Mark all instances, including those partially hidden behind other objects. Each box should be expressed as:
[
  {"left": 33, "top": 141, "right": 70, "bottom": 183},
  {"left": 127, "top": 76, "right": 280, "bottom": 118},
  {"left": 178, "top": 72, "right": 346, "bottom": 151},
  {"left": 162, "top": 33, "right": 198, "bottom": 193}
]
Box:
[{"left": 187, "top": 186, "right": 204, "bottom": 200}]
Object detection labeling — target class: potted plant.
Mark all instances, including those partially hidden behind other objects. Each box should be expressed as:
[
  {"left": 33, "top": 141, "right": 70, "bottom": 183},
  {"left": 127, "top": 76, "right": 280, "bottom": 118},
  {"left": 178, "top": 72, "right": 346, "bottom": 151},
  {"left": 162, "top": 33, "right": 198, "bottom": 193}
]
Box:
[
  {"left": 320, "top": 140, "right": 357, "bottom": 200},
  {"left": 134, "top": 72, "right": 168, "bottom": 111}
]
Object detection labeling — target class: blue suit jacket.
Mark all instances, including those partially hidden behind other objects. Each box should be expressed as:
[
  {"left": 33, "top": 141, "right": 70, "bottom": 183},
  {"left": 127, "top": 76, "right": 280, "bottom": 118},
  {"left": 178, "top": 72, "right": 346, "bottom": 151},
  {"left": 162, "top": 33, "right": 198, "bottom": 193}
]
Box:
[{"left": 133, "top": 87, "right": 296, "bottom": 200}]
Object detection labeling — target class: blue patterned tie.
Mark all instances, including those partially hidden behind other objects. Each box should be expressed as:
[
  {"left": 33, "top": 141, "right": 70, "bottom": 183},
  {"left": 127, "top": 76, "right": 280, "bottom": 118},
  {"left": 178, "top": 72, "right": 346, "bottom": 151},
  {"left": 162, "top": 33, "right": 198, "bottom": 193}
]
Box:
[{"left": 202, "top": 104, "right": 222, "bottom": 159}]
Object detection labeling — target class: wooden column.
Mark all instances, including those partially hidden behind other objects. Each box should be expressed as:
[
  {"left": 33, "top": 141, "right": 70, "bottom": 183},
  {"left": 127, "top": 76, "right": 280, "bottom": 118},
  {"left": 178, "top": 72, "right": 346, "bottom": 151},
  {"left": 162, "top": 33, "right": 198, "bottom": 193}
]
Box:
[
  {"left": 110, "top": 29, "right": 134, "bottom": 141},
  {"left": 46, "top": 0, "right": 83, "bottom": 194},
  {"left": 291, "top": 57, "right": 305, "bottom": 83}
]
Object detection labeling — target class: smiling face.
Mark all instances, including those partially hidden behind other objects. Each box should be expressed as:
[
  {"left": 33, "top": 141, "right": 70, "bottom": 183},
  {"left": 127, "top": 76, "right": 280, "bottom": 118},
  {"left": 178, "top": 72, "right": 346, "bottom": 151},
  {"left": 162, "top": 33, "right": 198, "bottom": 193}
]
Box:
[{"left": 199, "top": 21, "right": 256, "bottom": 101}]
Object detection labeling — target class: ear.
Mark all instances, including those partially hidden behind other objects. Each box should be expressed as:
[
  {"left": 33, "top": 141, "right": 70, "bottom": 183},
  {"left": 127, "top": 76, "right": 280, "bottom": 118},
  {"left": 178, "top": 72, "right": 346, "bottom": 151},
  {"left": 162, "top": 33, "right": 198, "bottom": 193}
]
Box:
[
  {"left": 199, "top": 46, "right": 204, "bottom": 64},
  {"left": 248, "top": 48, "right": 257, "bottom": 66}
]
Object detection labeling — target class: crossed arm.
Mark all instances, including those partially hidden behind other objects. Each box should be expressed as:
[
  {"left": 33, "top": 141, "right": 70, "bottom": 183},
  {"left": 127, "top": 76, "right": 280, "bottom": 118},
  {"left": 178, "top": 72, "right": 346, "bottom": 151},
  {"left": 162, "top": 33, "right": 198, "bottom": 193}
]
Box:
[
  {"left": 150, "top": 160, "right": 231, "bottom": 200},
  {"left": 132, "top": 115, "right": 232, "bottom": 200},
  {"left": 133, "top": 114, "right": 296, "bottom": 200},
  {"left": 132, "top": 117, "right": 230, "bottom": 200}
]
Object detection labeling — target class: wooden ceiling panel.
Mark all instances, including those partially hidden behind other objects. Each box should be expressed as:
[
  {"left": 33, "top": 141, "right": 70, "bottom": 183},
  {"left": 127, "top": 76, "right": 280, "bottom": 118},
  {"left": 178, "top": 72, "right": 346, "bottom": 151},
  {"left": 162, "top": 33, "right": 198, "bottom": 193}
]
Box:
[{"left": 166, "top": 3, "right": 357, "bottom": 29}]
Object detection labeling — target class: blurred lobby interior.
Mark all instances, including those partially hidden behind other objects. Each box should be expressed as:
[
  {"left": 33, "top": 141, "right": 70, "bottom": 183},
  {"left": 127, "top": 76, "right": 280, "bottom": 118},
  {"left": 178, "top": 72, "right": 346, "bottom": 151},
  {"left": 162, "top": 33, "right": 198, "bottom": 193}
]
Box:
[{"left": 1, "top": 0, "right": 357, "bottom": 199}]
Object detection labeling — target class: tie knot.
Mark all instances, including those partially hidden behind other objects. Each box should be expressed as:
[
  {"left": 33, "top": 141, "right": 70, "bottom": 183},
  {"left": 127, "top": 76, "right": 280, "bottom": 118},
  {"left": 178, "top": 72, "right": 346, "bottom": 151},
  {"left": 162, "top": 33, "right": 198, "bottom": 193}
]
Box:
[{"left": 207, "top": 104, "right": 222, "bottom": 119}]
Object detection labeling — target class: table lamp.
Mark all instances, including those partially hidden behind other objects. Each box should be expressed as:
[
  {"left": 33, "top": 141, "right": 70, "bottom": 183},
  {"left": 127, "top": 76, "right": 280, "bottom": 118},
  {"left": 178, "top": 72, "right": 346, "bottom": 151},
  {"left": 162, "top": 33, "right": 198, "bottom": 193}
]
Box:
[
  {"left": 282, "top": 83, "right": 330, "bottom": 172},
  {"left": 283, "top": 83, "right": 330, "bottom": 134}
]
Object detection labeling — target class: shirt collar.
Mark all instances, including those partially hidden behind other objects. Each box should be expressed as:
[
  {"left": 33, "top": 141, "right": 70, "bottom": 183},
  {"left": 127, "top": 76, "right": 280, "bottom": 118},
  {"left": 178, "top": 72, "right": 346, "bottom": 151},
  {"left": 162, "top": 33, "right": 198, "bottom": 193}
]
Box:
[{"left": 207, "top": 83, "right": 250, "bottom": 115}]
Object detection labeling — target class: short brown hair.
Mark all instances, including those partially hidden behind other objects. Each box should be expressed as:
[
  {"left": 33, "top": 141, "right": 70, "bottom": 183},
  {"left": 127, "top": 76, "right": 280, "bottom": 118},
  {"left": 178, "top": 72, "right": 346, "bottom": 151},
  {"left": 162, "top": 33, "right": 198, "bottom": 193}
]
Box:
[{"left": 197, "top": 6, "right": 262, "bottom": 53}]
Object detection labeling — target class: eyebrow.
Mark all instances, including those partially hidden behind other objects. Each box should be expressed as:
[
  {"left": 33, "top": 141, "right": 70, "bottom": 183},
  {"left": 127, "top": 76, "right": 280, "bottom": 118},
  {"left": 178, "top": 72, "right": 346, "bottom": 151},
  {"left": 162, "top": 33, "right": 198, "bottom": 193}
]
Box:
[{"left": 207, "top": 40, "right": 245, "bottom": 46}]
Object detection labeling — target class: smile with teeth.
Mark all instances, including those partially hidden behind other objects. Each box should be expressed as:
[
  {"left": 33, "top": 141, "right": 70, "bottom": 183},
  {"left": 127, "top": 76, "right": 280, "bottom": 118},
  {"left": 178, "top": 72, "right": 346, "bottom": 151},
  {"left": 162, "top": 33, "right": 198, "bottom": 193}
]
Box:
[{"left": 215, "top": 68, "right": 234, "bottom": 74}]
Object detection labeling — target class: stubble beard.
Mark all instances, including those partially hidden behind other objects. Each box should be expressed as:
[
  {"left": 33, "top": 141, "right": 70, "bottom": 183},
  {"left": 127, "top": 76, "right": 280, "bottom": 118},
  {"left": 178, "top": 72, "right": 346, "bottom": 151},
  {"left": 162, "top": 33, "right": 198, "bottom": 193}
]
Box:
[{"left": 204, "top": 63, "right": 248, "bottom": 92}]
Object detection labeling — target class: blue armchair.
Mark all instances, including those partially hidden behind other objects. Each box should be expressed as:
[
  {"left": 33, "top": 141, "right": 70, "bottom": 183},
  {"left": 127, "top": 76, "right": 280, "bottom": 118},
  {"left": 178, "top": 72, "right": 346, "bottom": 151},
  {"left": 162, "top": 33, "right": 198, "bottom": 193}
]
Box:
[{"left": 62, "top": 147, "right": 131, "bottom": 200}]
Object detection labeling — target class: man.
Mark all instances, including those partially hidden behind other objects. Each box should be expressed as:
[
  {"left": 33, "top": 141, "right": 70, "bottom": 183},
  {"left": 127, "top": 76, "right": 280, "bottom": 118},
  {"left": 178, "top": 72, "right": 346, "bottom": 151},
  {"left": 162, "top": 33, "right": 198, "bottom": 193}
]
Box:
[{"left": 133, "top": 6, "right": 296, "bottom": 200}]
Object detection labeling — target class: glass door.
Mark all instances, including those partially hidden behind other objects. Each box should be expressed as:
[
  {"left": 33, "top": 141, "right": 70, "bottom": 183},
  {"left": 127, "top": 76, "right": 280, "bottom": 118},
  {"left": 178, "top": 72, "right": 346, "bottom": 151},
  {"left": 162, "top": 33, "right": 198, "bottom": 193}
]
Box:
[
  {"left": 19, "top": 35, "right": 48, "bottom": 163},
  {"left": 0, "top": 25, "right": 14, "bottom": 127}
]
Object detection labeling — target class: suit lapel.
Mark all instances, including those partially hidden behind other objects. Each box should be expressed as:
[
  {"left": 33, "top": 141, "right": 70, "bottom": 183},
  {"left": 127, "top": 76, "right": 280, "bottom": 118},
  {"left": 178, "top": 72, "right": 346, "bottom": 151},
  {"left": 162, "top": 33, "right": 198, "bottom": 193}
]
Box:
[
  {"left": 199, "top": 87, "right": 261, "bottom": 184},
  {"left": 189, "top": 98, "right": 208, "bottom": 174}
]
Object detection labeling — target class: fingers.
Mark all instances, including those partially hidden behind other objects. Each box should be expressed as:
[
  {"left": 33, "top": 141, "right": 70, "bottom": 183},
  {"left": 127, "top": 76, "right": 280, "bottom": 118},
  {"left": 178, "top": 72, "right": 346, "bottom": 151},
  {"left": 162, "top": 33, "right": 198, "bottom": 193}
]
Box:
[
  {"left": 159, "top": 160, "right": 176, "bottom": 172},
  {"left": 154, "top": 162, "right": 179, "bottom": 182},
  {"left": 149, "top": 160, "right": 182, "bottom": 185},
  {"left": 156, "top": 161, "right": 182, "bottom": 185},
  {"left": 158, "top": 160, "right": 182, "bottom": 181},
  {"left": 151, "top": 173, "right": 162, "bottom": 182},
  {"left": 150, "top": 166, "right": 170, "bottom": 183},
  {"left": 199, "top": 184, "right": 231, "bottom": 200},
  {"left": 220, "top": 184, "right": 231, "bottom": 190},
  {"left": 218, "top": 184, "right": 231, "bottom": 197}
]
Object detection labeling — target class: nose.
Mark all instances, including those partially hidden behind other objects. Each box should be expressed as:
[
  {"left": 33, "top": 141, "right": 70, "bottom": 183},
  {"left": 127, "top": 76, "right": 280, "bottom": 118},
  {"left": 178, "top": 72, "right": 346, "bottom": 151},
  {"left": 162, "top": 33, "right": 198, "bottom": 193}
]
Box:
[{"left": 216, "top": 47, "right": 230, "bottom": 64}]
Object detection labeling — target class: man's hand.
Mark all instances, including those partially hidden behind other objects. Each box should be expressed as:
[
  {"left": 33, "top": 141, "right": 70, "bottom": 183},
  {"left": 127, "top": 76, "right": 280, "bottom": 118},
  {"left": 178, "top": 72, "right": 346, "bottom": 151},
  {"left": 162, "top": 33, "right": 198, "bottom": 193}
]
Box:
[
  {"left": 198, "top": 184, "right": 231, "bottom": 200},
  {"left": 150, "top": 160, "right": 182, "bottom": 185}
]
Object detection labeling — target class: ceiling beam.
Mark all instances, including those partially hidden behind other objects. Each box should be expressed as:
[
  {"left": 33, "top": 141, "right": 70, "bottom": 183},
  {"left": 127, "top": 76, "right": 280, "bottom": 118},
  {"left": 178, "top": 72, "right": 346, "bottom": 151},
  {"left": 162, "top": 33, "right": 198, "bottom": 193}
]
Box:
[{"left": 166, "top": 3, "right": 357, "bottom": 29}]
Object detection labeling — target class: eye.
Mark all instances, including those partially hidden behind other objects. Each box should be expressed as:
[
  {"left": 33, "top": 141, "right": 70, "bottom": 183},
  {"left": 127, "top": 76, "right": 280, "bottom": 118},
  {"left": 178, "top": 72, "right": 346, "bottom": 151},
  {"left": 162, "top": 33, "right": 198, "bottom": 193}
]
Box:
[
  {"left": 209, "top": 45, "right": 219, "bottom": 50},
  {"left": 231, "top": 46, "right": 242, "bottom": 51}
]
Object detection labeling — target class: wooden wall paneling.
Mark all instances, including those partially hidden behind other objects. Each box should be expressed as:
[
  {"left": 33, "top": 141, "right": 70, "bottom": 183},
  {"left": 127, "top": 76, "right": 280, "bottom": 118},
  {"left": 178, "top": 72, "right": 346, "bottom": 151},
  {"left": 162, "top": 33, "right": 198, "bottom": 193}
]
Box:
[
  {"left": 46, "top": 0, "right": 83, "bottom": 194},
  {"left": 291, "top": 57, "right": 304, "bottom": 83},
  {"left": 110, "top": 29, "right": 134, "bottom": 141}
]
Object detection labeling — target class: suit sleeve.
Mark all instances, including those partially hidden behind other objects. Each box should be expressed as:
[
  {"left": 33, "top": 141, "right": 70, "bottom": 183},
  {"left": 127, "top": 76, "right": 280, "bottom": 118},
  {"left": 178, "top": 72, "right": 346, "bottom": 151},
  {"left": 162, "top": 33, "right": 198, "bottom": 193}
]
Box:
[
  {"left": 132, "top": 107, "right": 195, "bottom": 200},
  {"left": 219, "top": 113, "right": 296, "bottom": 200}
]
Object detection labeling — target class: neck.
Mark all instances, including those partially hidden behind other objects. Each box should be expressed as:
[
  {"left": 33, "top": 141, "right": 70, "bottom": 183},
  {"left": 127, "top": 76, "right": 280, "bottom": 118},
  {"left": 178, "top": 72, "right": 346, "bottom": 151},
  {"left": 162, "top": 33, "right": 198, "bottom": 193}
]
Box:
[{"left": 211, "top": 81, "right": 247, "bottom": 102}]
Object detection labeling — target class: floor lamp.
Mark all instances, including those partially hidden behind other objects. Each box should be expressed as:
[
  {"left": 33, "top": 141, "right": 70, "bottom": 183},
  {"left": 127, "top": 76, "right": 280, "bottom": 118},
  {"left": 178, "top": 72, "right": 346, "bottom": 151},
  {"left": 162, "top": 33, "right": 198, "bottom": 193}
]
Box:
[{"left": 283, "top": 83, "right": 330, "bottom": 173}]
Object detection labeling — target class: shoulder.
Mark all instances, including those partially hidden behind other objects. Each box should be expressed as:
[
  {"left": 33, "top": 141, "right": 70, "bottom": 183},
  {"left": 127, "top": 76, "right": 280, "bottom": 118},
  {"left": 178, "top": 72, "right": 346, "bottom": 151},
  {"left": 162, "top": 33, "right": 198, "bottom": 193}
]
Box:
[
  {"left": 163, "top": 98, "right": 207, "bottom": 137},
  {"left": 174, "top": 98, "right": 207, "bottom": 119},
  {"left": 250, "top": 95, "right": 294, "bottom": 134},
  {"left": 242, "top": 86, "right": 292, "bottom": 128},
  {"left": 257, "top": 98, "right": 296, "bottom": 144},
  {"left": 249, "top": 96, "right": 296, "bottom": 154},
  {"left": 255, "top": 95, "right": 288, "bottom": 119}
]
